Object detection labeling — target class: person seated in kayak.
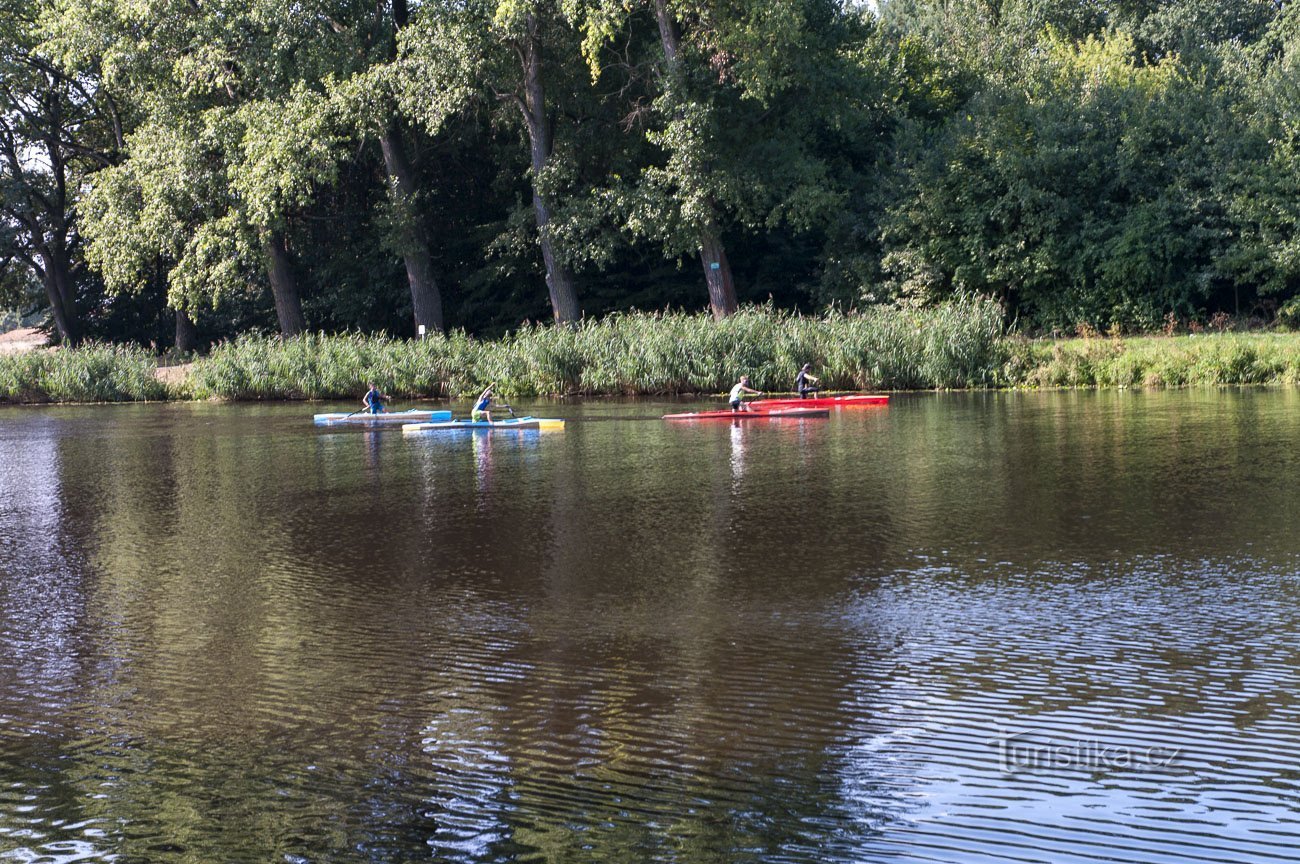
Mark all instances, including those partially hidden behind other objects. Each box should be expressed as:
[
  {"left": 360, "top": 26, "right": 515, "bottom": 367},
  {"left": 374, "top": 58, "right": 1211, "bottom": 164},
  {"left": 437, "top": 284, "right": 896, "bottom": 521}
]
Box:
[
  {"left": 471, "top": 384, "right": 495, "bottom": 423},
  {"left": 795, "top": 364, "right": 820, "bottom": 399},
  {"left": 729, "top": 376, "right": 761, "bottom": 411},
  {"left": 362, "top": 383, "right": 388, "bottom": 415}
]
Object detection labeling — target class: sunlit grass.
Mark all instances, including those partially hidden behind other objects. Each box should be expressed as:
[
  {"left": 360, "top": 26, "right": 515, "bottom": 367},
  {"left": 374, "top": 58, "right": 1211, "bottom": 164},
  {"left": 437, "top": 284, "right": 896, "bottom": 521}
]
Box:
[
  {"left": 1016, "top": 333, "right": 1300, "bottom": 388},
  {"left": 25, "top": 303, "right": 1300, "bottom": 405},
  {"left": 187, "top": 298, "right": 1010, "bottom": 400},
  {"left": 0, "top": 343, "right": 169, "bottom": 402}
]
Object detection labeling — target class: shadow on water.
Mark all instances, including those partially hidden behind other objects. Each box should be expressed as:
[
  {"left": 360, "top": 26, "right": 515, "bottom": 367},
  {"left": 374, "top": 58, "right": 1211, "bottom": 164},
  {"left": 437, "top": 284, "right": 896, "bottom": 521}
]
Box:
[{"left": 1, "top": 392, "right": 1300, "bottom": 862}]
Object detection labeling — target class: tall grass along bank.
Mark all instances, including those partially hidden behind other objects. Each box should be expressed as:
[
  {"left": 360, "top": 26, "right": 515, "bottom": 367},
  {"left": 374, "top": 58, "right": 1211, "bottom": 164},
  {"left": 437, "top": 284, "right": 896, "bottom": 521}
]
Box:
[
  {"left": 23, "top": 302, "right": 1300, "bottom": 405},
  {"left": 187, "top": 298, "right": 1009, "bottom": 400},
  {"left": 1014, "top": 333, "right": 1300, "bottom": 388},
  {"left": 0, "top": 344, "right": 169, "bottom": 403}
]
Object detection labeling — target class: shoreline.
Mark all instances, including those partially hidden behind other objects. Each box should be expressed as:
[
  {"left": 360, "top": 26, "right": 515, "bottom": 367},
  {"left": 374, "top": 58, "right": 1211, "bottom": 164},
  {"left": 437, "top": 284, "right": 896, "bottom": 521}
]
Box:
[
  {"left": 4, "top": 378, "right": 1298, "bottom": 409},
  {"left": 5, "top": 310, "right": 1300, "bottom": 405},
  {"left": 4, "top": 376, "right": 1300, "bottom": 408}
]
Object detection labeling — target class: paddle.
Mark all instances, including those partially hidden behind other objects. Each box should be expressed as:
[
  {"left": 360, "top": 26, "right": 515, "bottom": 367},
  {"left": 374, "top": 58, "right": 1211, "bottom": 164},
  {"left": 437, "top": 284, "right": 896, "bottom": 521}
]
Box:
[
  {"left": 493, "top": 398, "right": 518, "bottom": 419},
  {"left": 493, "top": 399, "right": 561, "bottom": 429},
  {"left": 345, "top": 402, "right": 388, "bottom": 418}
]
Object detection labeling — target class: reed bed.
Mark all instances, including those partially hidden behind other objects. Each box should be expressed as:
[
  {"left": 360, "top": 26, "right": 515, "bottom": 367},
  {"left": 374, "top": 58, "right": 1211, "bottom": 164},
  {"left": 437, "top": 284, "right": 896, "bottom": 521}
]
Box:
[
  {"left": 1018, "top": 334, "right": 1300, "bottom": 388},
  {"left": 0, "top": 343, "right": 169, "bottom": 402},
  {"left": 187, "top": 297, "right": 1010, "bottom": 400},
  {"left": 15, "top": 306, "right": 1300, "bottom": 404}
]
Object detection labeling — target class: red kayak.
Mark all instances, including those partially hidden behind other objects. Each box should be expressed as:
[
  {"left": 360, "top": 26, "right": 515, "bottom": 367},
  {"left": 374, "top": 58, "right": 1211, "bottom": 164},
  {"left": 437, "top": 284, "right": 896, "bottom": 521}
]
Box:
[
  {"left": 663, "top": 407, "right": 830, "bottom": 421},
  {"left": 750, "top": 395, "right": 889, "bottom": 409}
]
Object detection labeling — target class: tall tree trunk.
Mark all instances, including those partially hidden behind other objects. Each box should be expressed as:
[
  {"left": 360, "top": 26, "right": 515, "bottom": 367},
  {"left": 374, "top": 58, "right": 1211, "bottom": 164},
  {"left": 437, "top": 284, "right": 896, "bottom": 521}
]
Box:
[
  {"left": 38, "top": 247, "right": 79, "bottom": 346},
  {"left": 380, "top": 127, "right": 444, "bottom": 333},
  {"left": 520, "top": 16, "right": 581, "bottom": 324},
  {"left": 653, "top": 0, "right": 739, "bottom": 318},
  {"left": 699, "top": 224, "right": 738, "bottom": 319},
  {"left": 653, "top": 0, "right": 680, "bottom": 64},
  {"left": 263, "top": 232, "right": 306, "bottom": 336},
  {"left": 384, "top": 0, "right": 444, "bottom": 334},
  {"left": 174, "top": 309, "right": 199, "bottom": 353}
]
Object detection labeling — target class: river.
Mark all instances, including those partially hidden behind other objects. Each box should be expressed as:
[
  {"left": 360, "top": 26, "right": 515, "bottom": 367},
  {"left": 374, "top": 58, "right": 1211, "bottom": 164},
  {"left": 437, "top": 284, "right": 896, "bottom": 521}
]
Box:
[{"left": 1, "top": 391, "right": 1298, "bottom": 863}]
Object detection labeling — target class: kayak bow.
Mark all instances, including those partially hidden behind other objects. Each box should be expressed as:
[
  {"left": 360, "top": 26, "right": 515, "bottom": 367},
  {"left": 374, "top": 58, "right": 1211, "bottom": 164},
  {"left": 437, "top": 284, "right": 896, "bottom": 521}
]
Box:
[
  {"left": 662, "top": 408, "right": 830, "bottom": 421},
  {"left": 402, "top": 416, "right": 565, "bottom": 433},
  {"left": 749, "top": 395, "right": 888, "bottom": 409}
]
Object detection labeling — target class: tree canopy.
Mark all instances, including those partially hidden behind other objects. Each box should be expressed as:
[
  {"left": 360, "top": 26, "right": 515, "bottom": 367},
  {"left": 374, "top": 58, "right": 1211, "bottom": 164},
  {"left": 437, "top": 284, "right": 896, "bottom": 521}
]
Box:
[{"left": 1, "top": 0, "right": 1297, "bottom": 344}]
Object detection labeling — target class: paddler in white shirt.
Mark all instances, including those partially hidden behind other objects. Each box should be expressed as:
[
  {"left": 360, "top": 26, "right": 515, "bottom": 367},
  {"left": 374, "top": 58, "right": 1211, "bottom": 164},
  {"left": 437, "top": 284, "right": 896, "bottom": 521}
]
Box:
[{"left": 729, "top": 376, "right": 762, "bottom": 412}]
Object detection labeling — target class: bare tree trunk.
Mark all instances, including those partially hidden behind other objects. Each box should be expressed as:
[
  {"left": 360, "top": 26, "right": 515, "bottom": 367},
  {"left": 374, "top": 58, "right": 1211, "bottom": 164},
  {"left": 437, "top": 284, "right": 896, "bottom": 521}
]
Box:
[
  {"left": 520, "top": 15, "right": 581, "bottom": 324},
  {"left": 263, "top": 232, "right": 306, "bottom": 336},
  {"left": 699, "top": 224, "right": 738, "bottom": 318},
  {"left": 381, "top": 0, "right": 445, "bottom": 334},
  {"left": 653, "top": 0, "right": 680, "bottom": 64},
  {"left": 174, "top": 309, "right": 199, "bottom": 352},
  {"left": 379, "top": 128, "right": 445, "bottom": 333},
  {"left": 653, "top": 0, "right": 739, "bottom": 318},
  {"left": 37, "top": 247, "right": 79, "bottom": 345}
]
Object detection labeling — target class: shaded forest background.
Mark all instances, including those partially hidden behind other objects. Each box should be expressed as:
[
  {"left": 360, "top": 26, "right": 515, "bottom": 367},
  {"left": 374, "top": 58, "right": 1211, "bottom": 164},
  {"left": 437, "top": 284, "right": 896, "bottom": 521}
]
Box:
[{"left": 2, "top": 0, "right": 1298, "bottom": 348}]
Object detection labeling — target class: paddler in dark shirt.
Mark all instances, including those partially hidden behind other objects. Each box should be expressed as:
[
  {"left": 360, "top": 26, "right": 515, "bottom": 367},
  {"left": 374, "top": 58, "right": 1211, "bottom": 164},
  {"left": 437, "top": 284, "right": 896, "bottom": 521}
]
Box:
[
  {"left": 362, "top": 383, "right": 388, "bottom": 414},
  {"left": 795, "top": 364, "right": 820, "bottom": 399}
]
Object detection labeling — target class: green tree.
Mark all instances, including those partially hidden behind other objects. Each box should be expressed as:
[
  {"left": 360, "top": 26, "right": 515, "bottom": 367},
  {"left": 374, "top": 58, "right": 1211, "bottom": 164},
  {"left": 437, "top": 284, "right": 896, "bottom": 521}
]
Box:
[
  {"left": 881, "top": 30, "right": 1240, "bottom": 328},
  {"left": 318, "top": 0, "right": 450, "bottom": 334},
  {"left": 1218, "top": 1, "right": 1300, "bottom": 306},
  {"left": 53, "top": 0, "right": 356, "bottom": 336},
  {"left": 0, "top": 0, "right": 122, "bottom": 344},
  {"left": 397, "top": 0, "right": 584, "bottom": 323},
  {"left": 578, "top": 0, "right": 879, "bottom": 317}
]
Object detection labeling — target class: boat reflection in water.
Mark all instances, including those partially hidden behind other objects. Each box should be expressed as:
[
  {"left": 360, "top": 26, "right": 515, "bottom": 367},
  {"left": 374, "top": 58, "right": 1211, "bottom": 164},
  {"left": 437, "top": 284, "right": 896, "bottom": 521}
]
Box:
[{"left": 729, "top": 421, "right": 746, "bottom": 482}]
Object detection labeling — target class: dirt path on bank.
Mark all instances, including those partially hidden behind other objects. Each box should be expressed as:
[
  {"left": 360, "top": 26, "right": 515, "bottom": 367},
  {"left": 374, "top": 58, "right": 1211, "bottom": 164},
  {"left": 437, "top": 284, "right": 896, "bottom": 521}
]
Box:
[
  {"left": 0, "top": 327, "right": 50, "bottom": 355},
  {"left": 154, "top": 362, "right": 193, "bottom": 386},
  {"left": 1, "top": 328, "right": 190, "bottom": 387}
]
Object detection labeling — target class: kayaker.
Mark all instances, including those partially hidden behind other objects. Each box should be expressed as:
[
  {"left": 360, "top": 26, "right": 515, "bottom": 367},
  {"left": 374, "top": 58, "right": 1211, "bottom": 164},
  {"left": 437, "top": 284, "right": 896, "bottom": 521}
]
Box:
[
  {"left": 729, "top": 376, "right": 762, "bottom": 412},
  {"left": 362, "top": 382, "right": 388, "bottom": 415},
  {"left": 471, "top": 384, "right": 495, "bottom": 423},
  {"left": 795, "top": 363, "right": 820, "bottom": 399}
]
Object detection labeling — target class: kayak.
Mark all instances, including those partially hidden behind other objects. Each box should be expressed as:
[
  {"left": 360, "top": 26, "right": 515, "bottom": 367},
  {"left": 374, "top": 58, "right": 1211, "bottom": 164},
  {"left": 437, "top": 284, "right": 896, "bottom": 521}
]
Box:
[
  {"left": 750, "top": 395, "right": 889, "bottom": 409},
  {"left": 663, "top": 408, "right": 830, "bottom": 421},
  {"left": 314, "top": 409, "right": 452, "bottom": 425},
  {"left": 402, "top": 416, "right": 565, "bottom": 433}
]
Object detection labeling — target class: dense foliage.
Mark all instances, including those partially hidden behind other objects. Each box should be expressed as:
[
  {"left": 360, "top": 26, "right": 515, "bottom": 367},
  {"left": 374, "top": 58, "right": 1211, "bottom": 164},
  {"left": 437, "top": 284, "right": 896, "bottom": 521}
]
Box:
[
  {"left": 184, "top": 296, "right": 1008, "bottom": 399},
  {"left": 3, "top": 0, "right": 1299, "bottom": 345}
]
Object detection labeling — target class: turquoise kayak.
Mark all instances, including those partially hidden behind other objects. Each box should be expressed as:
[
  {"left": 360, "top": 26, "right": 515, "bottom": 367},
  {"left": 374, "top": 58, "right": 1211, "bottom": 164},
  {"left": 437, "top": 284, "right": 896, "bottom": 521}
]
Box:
[
  {"left": 402, "top": 416, "right": 565, "bottom": 433},
  {"left": 314, "top": 409, "right": 452, "bottom": 425}
]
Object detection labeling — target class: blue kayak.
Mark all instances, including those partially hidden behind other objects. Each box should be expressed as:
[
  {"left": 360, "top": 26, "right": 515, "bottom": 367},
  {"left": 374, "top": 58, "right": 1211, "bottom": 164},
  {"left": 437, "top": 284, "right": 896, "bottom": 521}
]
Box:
[
  {"left": 402, "top": 416, "right": 565, "bottom": 433},
  {"left": 314, "top": 409, "right": 453, "bottom": 425}
]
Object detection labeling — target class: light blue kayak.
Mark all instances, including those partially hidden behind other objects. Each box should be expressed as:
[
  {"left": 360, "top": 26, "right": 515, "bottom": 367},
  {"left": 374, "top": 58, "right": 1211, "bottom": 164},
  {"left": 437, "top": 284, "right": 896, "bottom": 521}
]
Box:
[
  {"left": 314, "top": 409, "right": 453, "bottom": 425},
  {"left": 402, "top": 416, "right": 565, "bottom": 433}
]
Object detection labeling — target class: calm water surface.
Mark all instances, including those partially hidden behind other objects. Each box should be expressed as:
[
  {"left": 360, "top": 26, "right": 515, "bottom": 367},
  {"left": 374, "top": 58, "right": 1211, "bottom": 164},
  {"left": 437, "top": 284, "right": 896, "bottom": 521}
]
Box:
[{"left": 2, "top": 391, "right": 1300, "bottom": 863}]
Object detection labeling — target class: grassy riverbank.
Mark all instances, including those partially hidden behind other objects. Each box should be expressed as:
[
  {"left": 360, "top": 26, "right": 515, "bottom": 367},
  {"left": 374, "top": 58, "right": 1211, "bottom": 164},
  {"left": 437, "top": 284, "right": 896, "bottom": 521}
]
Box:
[
  {"left": 11, "top": 301, "right": 1300, "bottom": 403},
  {"left": 185, "top": 299, "right": 1007, "bottom": 400},
  {"left": 0, "top": 344, "right": 168, "bottom": 402},
  {"left": 1013, "top": 333, "right": 1300, "bottom": 388}
]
